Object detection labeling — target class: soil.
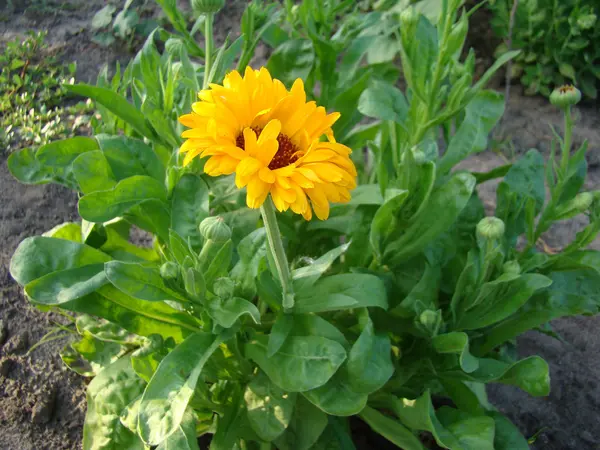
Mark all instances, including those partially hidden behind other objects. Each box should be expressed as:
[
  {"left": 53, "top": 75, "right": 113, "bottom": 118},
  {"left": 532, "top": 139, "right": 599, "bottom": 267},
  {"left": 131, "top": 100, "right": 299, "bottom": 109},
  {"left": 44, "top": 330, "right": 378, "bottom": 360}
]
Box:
[{"left": 1, "top": 1, "right": 600, "bottom": 450}]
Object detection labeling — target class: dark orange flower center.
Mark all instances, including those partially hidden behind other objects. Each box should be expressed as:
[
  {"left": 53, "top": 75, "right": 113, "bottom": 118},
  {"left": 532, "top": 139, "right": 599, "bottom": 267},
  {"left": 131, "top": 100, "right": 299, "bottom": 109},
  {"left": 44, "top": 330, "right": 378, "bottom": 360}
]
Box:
[{"left": 236, "top": 127, "right": 300, "bottom": 170}]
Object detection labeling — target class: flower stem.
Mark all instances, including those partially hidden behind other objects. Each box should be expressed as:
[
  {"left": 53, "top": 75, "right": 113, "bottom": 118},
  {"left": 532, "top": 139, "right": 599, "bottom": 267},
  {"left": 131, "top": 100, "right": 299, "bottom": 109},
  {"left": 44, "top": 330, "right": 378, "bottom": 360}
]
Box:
[
  {"left": 203, "top": 13, "right": 214, "bottom": 90},
  {"left": 260, "top": 198, "right": 294, "bottom": 311},
  {"left": 560, "top": 105, "right": 573, "bottom": 176}
]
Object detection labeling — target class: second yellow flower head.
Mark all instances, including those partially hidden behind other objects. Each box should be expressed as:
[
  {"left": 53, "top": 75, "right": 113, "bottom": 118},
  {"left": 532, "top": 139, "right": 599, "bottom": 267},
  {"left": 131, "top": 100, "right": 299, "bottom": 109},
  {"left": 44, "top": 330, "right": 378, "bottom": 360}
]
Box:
[{"left": 179, "top": 67, "right": 357, "bottom": 220}]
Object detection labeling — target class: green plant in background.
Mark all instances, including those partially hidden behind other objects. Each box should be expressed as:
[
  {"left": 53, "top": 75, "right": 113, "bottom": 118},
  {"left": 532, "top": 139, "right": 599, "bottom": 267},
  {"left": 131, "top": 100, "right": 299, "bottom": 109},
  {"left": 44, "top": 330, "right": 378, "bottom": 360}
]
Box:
[
  {"left": 0, "top": 31, "right": 93, "bottom": 153},
  {"left": 490, "top": 0, "right": 600, "bottom": 98},
  {"left": 6, "top": 0, "right": 600, "bottom": 449}
]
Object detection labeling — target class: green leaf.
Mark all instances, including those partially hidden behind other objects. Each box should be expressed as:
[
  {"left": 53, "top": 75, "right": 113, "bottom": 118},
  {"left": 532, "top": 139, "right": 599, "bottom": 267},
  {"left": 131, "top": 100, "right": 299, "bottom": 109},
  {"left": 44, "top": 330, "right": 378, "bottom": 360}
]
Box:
[
  {"left": 436, "top": 407, "right": 495, "bottom": 450},
  {"left": 66, "top": 84, "right": 157, "bottom": 140},
  {"left": 78, "top": 175, "right": 167, "bottom": 223},
  {"left": 294, "top": 274, "right": 387, "bottom": 314},
  {"left": 83, "top": 357, "right": 145, "bottom": 450},
  {"left": 370, "top": 189, "right": 410, "bottom": 259},
  {"left": 267, "top": 39, "right": 314, "bottom": 87},
  {"left": 65, "top": 286, "right": 201, "bottom": 342},
  {"left": 303, "top": 369, "right": 368, "bottom": 416},
  {"left": 105, "top": 261, "right": 188, "bottom": 302},
  {"left": 359, "top": 407, "right": 425, "bottom": 450},
  {"left": 346, "top": 317, "right": 394, "bottom": 393},
  {"left": 244, "top": 371, "right": 297, "bottom": 441},
  {"left": 268, "top": 312, "right": 294, "bottom": 357},
  {"left": 206, "top": 296, "right": 261, "bottom": 328},
  {"left": 347, "top": 184, "right": 384, "bottom": 205},
  {"left": 292, "top": 242, "right": 350, "bottom": 291},
  {"left": 10, "top": 236, "right": 111, "bottom": 286},
  {"left": 25, "top": 265, "right": 108, "bottom": 305},
  {"left": 43, "top": 222, "right": 82, "bottom": 242},
  {"left": 274, "top": 396, "right": 328, "bottom": 450},
  {"left": 489, "top": 412, "right": 529, "bottom": 450},
  {"left": 91, "top": 4, "right": 116, "bottom": 29},
  {"left": 61, "top": 332, "right": 124, "bottom": 377},
  {"left": 230, "top": 228, "right": 267, "bottom": 299},
  {"left": 246, "top": 335, "right": 347, "bottom": 392},
  {"left": 138, "top": 332, "right": 223, "bottom": 445},
  {"left": 170, "top": 174, "right": 209, "bottom": 250},
  {"left": 290, "top": 314, "right": 348, "bottom": 347},
  {"left": 156, "top": 408, "right": 200, "bottom": 450},
  {"left": 8, "top": 138, "right": 100, "bottom": 189},
  {"left": 559, "top": 63, "right": 576, "bottom": 80},
  {"left": 73, "top": 150, "right": 117, "bottom": 194},
  {"left": 470, "top": 50, "right": 520, "bottom": 95},
  {"left": 358, "top": 80, "right": 408, "bottom": 123},
  {"left": 438, "top": 91, "right": 505, "bottom": 173},
  {"left": 432, "top": 332, "right": 479, "bottom": 373},
  {"left": 96, "top": 134, "right": 165, "bottom": 182},
  {"left": 457, "top": 274, "right": 552, "bottom": 330},
  {"left": 385, "top": 173, "right": 476, "bottom": 264}
]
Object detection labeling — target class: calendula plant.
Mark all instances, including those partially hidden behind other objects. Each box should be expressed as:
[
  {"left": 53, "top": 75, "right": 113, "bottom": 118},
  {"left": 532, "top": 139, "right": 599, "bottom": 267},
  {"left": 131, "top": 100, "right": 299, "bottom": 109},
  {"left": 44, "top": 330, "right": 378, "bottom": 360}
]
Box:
[
  {"left": 7, "top": 0, "right": 600, "bottom": 449},
  {"left": 489, "top": 0, "right": 600, "bottom": 98}
]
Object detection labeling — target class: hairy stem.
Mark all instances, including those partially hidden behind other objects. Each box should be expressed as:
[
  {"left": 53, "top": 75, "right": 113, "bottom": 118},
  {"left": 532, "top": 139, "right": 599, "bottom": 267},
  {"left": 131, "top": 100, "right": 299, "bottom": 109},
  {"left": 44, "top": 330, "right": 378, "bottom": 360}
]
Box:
[
  {"left": 260, "top": 197, "right": 295, "bottom": 311},
  {"left": 203, "top": 13, "right": 214, "bottom": 90}
]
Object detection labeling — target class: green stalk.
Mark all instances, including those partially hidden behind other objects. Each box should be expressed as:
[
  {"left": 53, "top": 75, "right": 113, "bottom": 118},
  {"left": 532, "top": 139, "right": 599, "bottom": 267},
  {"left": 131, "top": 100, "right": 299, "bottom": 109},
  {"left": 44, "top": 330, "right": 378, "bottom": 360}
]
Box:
[
  {"left": 560, "top": 105, "right": 573, "bottom": 176},
  {"left": 260, "top": 198, "right": 295, "bottom": 311},
  {"left": 203, "top": 13, "right": 214, "bottom": 90}
]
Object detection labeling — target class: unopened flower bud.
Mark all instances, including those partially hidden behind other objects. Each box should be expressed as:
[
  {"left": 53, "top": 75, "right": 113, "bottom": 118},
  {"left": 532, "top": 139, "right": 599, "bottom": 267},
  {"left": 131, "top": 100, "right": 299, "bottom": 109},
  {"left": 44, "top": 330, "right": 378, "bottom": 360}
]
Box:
[
  {"left": 199, "top": 216, "right": 231, "bottom": 243},
  {"left": 476, "top": 217, "right": 505, "bottom": 241},
  {"left": 165, "top": 38, "right": 184, "bottom": 56},
  {"left": 213, "top": 277, "right": 235, "bottom": 299},
  {"left": 554, "top": 192, "right": 593, "bottom": 220},
  {"left": 550, "top": 85, "right": 581, "bottom": 109},
  {"left": 192, "top": 0, "right": 225, "bottom": 14},
  {"left": 502, "top": 260, "right": 521, "bottom": 275},
  {"left": 160, "top": 261, "right": 179, "bottom": 280}
]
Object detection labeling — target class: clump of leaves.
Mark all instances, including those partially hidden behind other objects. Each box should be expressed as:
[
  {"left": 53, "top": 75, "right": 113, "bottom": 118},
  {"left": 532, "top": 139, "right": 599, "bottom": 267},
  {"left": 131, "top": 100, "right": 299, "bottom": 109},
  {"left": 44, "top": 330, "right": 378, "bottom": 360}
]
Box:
[
  {"left": 0, "top": 31, "right": 92, "bottom": 152},
  {"left": 90, "top": 0, "right": 160, "bottom": 48},
  {"left": 490, "top": 0, "right": 600, "bottom": 98}
]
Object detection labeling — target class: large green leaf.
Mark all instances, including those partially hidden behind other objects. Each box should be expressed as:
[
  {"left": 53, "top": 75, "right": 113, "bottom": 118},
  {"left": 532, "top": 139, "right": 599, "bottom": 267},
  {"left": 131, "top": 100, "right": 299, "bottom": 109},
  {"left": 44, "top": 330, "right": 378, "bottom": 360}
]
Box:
[
  {"left": 246, "top": 335, "right": 347, "bottom": 392},
  {"left": 79, "top": 175, "right": 167, "bottom": 223},
  {"left": 432, "top": 332, "right": 479, "bottom": 373},
  {"left": 138, "top": 332, "right": 223, "bottom": 445},
  {"left": 384, "top": 172, "right": 476, "bottom": 264},
  {"left": 230, "top": 228, "right": 267, "bottom": 299},
  {"left": 244, "top": 370, "right": 297, "bottom": 441},
  {"left": 274, "top": 396, "right": 328, "bottom": 450},
  {"left": 105, "top": 261, "right": 188, "bottom": 302},
  {"left": 8, "top": 137, "right": 99, "bottom": 189},
  {"left": 83, "top": 356, "right": 145, "bottom": 450},
  {"left": 170, "top": 174, "right": 209, "bottom": 250},
  {"left": 358, "top": 80, "right": 408, "bottom": 123},
  {"left": 438, "top": 91, "right": 505, "bottom": 173},
  {"left": 96, "top": 134, "right": 165, "bottom": 182},
  {"left": 302, "top": 369, "right": 368, "bottom": 416},
  {"left": 73, "top": 150, "right": 117, "bottom": 194},
  {"left": 370, "top": 189, "right": 410, "bottom": 259},
  {"left": 292, "top": 242, "right": 350, "bottom": 291},
  {"left": 294, "top": 274, "right": 387, "bottom": 314},
  {"left": 67, "top": 84, "right": 157, "bottom": 140},
  {"left": 346, "top": 317, "right": 394, "bottom": 393},
  {"left": 10, "top": 236, "right": 111, "bottom": 286},
  {"left": 206, "top": 296, "right": 261, "bottom": 329},
  {"left": 359, "top": 407, "right": 425, "bottom": 450},
  {"left": 436, "top": 407, "right": 495, "bottom": 450}
]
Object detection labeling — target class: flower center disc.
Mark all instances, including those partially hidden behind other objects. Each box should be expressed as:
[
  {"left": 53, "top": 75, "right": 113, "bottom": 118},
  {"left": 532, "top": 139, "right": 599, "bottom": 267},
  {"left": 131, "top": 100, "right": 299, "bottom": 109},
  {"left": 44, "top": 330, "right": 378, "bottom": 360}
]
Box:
[{"left": 236, "top": 127, "right": 300, "bottom": 170}]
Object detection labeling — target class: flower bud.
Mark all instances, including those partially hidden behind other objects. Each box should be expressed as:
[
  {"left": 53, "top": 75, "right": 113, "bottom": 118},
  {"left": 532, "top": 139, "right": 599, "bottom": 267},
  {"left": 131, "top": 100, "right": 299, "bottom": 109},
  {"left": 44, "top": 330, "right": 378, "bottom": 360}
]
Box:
[
  {"left": 199, "top": 216, "right": 231, "bottom": 243},
  {"left": 554, "top": 192, "right": 593, "bottom": 220},
  {"left": 502, "top": 260, "right": 521, "bottom": 275},
  {"left": 160, "top": 261, "right": 180, "bottom": 280},
  {"left": 550, "top": 85, "right": 581, "bottom": 109},
  {"left": 165, "top": 38, "right": 184, "bottom": 56},
  {"left": 418, "top": 309, "right": 442, "bottom": 337},
  {"left": 192, "top": 0, "right": 224, "bottom": 14},
  {"left": 213, "top": 277, "right": 235, "bottom": 299},
  {"left": 476, "top": 217, "right": 506, "bottom": 241}
]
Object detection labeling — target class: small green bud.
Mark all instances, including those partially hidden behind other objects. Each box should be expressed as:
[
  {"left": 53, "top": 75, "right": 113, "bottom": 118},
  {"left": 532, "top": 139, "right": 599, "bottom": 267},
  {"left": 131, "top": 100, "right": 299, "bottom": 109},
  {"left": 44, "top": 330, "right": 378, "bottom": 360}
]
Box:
[
  {"left": 192, "top": 0, "right": 224, "bottom": 14},
  {"left": 550, "top": 85, "right": 581, "bottom": 109},
  {"left": 160, "top": 261, "right": 180, "bottom": 280},
  {"left": 199, "top": 216, "right": 231, "bottom": 243},
  {"left": 502, "top": 260, "right": 521, "bottom": 275},
  {"left": 165, "top": 38, "right": 184, "bottom": 56},
  {"left": 213, "top": 277, "right": 235, "bottom": 299},
  {"left": 476, "top": 217, "right": 506, "bottom": 241},
  {"left": 554, "top": 192, "right": 594, "bottom": 220},
  {"left": 418, "top": 310, "right": 442, "bottom": 337}
]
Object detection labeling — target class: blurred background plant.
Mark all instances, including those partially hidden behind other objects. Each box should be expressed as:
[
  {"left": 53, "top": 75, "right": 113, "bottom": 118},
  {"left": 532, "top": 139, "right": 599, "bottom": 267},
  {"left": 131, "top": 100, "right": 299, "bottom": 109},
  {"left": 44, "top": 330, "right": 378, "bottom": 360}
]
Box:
[
  {"left": 489, "top": 0, "right": 600, "bottom": 99},
  {"left": 0, "top": 31, "right": 93, "bottom": 153}
]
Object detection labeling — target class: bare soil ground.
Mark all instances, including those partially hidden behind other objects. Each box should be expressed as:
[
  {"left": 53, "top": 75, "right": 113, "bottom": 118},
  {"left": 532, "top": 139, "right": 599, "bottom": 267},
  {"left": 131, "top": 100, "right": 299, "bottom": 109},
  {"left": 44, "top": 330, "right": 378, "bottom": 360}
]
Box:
[{"left": 1, "top": 1, "right": 599, "bottom": 449}]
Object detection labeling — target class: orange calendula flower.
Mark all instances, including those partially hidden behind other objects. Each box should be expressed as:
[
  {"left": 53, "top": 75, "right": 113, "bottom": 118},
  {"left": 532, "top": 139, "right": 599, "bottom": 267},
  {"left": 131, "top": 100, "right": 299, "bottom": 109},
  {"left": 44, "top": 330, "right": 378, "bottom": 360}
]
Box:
[{"left": 178, "top": 67, "right": 357, "bottom": 220}]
